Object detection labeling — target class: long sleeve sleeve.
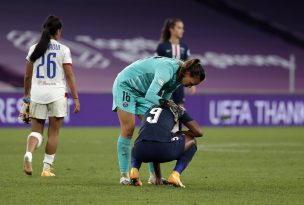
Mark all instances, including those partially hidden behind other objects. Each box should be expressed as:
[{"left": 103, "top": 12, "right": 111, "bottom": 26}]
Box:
[
  {"left": 144, "top": 65, "right": 173, "bottom": 105},
  {"left": 162, "top": 91, "right": 173, "bottom": 100}
]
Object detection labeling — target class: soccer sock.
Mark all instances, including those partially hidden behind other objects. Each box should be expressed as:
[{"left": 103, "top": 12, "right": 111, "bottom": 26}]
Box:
[
  {"left": 43, "top": 154, "right": 55, "bottom": 170},
  {"left": 24, "top": 151, "right": 32, "bottom": 162},
  {"left": 131, "top": 148, "right": 142, "bottom": 170},
  {"left": 148, "top": 162, "right": 155, "bottom": 174},
  {"left": 174, "top": 144, "right": 197, "bottom": 174},
  {"left": 117, "top": 135, "right": 131, "bottom": 174},
  {"left": 131, "top": 157, "right": 142, "bottom": 170}
]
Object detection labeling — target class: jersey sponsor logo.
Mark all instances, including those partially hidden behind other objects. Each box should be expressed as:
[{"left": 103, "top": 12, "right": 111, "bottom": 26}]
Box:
[{"left": 37, "top": 80, "right": 56, "bottom": 86}]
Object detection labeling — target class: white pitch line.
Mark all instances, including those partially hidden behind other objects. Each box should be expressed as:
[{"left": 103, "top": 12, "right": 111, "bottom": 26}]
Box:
[
  {"left": 198, "top": 143, "right": 303, "bottom": 148},
  {"left": 199, "top": 148, "right": 251, "bottom": 153},
  {"left": 198, "top": 148, "right": 304, "bottom": 154},
  {"left": 197, "top": 143, "right": 304, "bottom": 154}
]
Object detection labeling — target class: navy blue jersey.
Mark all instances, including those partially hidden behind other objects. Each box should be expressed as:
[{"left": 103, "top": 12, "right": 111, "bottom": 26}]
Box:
[
  {"left": 156, "top": 41, "right": 190, "bottom": 61},
  {"left": 156, "top": 41, "right": 190, "bottom": 104},
  {"left": 135, "top": 106, "right": 193, "bottom": 143}
]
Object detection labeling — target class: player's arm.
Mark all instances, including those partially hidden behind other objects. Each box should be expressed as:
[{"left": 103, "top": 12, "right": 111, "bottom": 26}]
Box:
[
  {"left": 183, "top": 121, "right": 203, "bottom": 138},
  {"left": 24, "top": 61, "right": 33, "bottom": 98},
  {"left": 19, "top": 61, "right": 33, "bottom": 124},
  {"left": 180, "top": 112, "right": 203, "bottom": 138},
  {"left": 63, "top": 64, "right": 80, "bottom": 113},
  {"left": 162, "top": 90, "right": 173, "bottom": 100},
  {"left": 145, "top": 65, "right": 173, "bottom": 105}
]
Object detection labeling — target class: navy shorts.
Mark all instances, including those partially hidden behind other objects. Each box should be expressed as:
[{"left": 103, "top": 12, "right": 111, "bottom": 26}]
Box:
[
  {"left": 172, "top": 86, "right": 185, "bottom": 104},
  {"left": 132, "top": 134, "right": 185, "bottom": 163}
]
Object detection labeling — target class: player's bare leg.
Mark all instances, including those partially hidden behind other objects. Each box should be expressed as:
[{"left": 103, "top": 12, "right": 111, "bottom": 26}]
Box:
[
  {"left": 41, "top": 117, "right": 63, "bottom": 177},
  {"left": 153, "top": 162, "right": 163, "bottom": 185},
  {"left": 117, "top": 108, "right": 135, "bottom": 184},
  {"left": 23, "top": 118, "right": 45, "bottom": 175}
]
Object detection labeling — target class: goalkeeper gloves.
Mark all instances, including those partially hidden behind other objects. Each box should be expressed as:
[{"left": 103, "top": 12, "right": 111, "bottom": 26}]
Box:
[
  {"left": 159, "top": 99, "right": 185, "bottom": 122},
  {"left": 19, "top": 98, "right": 31, "bottom": 124}
]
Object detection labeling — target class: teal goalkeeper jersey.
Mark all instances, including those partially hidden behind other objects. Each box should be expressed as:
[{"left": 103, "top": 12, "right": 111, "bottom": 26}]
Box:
[{"left": 116, "top": 56, "right": 181, "bottom": 105}]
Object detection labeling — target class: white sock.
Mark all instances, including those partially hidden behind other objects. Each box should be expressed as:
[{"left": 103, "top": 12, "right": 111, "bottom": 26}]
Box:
[
  {"left": 43, "top": 154, "right": 55, "bottom": 170},
  {"left": 149, "top": 172, "right": 155, "bottom": 177},
  {"left": 121, "top": 172, "right": 129, "bottom": 178},
  {"left": 24, "top": 152, "right": 32, "bottom": 162}
]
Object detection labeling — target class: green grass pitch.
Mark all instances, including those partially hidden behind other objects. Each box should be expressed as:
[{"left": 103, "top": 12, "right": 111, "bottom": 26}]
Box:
[{"left": 0, "top": 127, "right": 303, "bottom": 205}]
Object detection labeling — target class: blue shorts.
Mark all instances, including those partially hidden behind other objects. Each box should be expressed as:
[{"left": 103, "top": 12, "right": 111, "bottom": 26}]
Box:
[
  {"left": 132, "top": 134, "right": 185, "bottom": 163},
  {"left": 172, "top": 86, "right": 185, "bottom": 104},
  {"left": 112, "top": 78, "right": 153, "bottom": 115}
]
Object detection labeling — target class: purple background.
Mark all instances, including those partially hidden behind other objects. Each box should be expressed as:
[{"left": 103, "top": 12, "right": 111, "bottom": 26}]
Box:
[
  {"left": 1, "top": 93, "right": 303, "bottom": 127},
  {"left": 1, "top": 0, "right": 304, "bottom": 127},
  {"left": 0, "top": 0, "right": 303, "bottom": 93}
]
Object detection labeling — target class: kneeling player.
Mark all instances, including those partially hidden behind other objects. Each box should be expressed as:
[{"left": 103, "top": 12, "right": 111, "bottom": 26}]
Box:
[{"left": 130, "top": 104, "right": 203, "bottom": 187}]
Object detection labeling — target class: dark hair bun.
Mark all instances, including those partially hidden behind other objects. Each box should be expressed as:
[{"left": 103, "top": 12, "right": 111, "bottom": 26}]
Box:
[
  {"left": 192, "top": 58, "right": 200, "bottom": 65},
  {"left": 182, "top": 58, "right": 205, "bottom": 81}
]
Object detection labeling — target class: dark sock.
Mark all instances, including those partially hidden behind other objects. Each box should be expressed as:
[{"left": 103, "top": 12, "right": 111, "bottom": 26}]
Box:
[
  {"left": 131, "top": 158, "right": 142, "bottom": 170},
  {"left": 131, "top": 148, "right": 142, "bottom": 169},
  {"left": 174, "top": 144, "right": 197, "bottom": 174}
]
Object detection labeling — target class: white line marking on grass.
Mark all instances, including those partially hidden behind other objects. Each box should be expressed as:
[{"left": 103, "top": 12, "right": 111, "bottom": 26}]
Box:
[
  {"left": 200, "top": 148, "right": 251, "bottom": 153},
  {"left": 197, "top": 143, "right": 304, "bottom": 154},
  {"left": 199, "top": 143, "right": 303, "bottom": 148}
]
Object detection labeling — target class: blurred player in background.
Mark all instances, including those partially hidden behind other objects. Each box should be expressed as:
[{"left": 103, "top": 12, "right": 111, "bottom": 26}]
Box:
[
  {"left": 21, "top": 15, "right": 80, "bottom": 176},
  {"left": 156, "top": 18, "right": 196, "bottom": 130},
  {"left": 112, "top": 56, "right": 205, "bottom": 184},
  {"left": 130, "top": 104, "right": 202, "bottom": 188}
]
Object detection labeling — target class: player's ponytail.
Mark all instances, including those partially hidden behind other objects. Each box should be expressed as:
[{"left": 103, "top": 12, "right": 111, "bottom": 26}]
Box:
[
  {"left": 180, "top": 58, "right": 206, "bottom": 81},
  {"left": 160, "top": 18, "right": 182, "bottom": 42},
  {"left": 30, "top": 15, "right": 62, "bottom": 63}
]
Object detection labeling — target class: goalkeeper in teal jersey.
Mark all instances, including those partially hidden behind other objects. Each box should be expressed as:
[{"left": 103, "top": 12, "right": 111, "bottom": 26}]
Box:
[{"left": 112, "top": 56, "right": 205, "bottom": 185}]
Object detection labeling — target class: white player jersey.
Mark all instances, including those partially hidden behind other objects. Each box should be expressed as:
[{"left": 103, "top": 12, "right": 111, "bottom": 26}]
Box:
[{"left": 26, "top": 39, "right": 72, "bottom": 104}]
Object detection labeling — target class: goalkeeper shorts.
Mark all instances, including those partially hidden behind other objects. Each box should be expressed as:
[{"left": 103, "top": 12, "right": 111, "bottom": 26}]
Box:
[{"left": 112, "top": 78, "right": 153, "bottom": 115}]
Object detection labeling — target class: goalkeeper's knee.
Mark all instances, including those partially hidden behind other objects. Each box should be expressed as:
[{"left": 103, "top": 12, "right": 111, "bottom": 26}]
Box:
[{"left": 28, "top": 132, "right": 43, "bottom": 149}]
